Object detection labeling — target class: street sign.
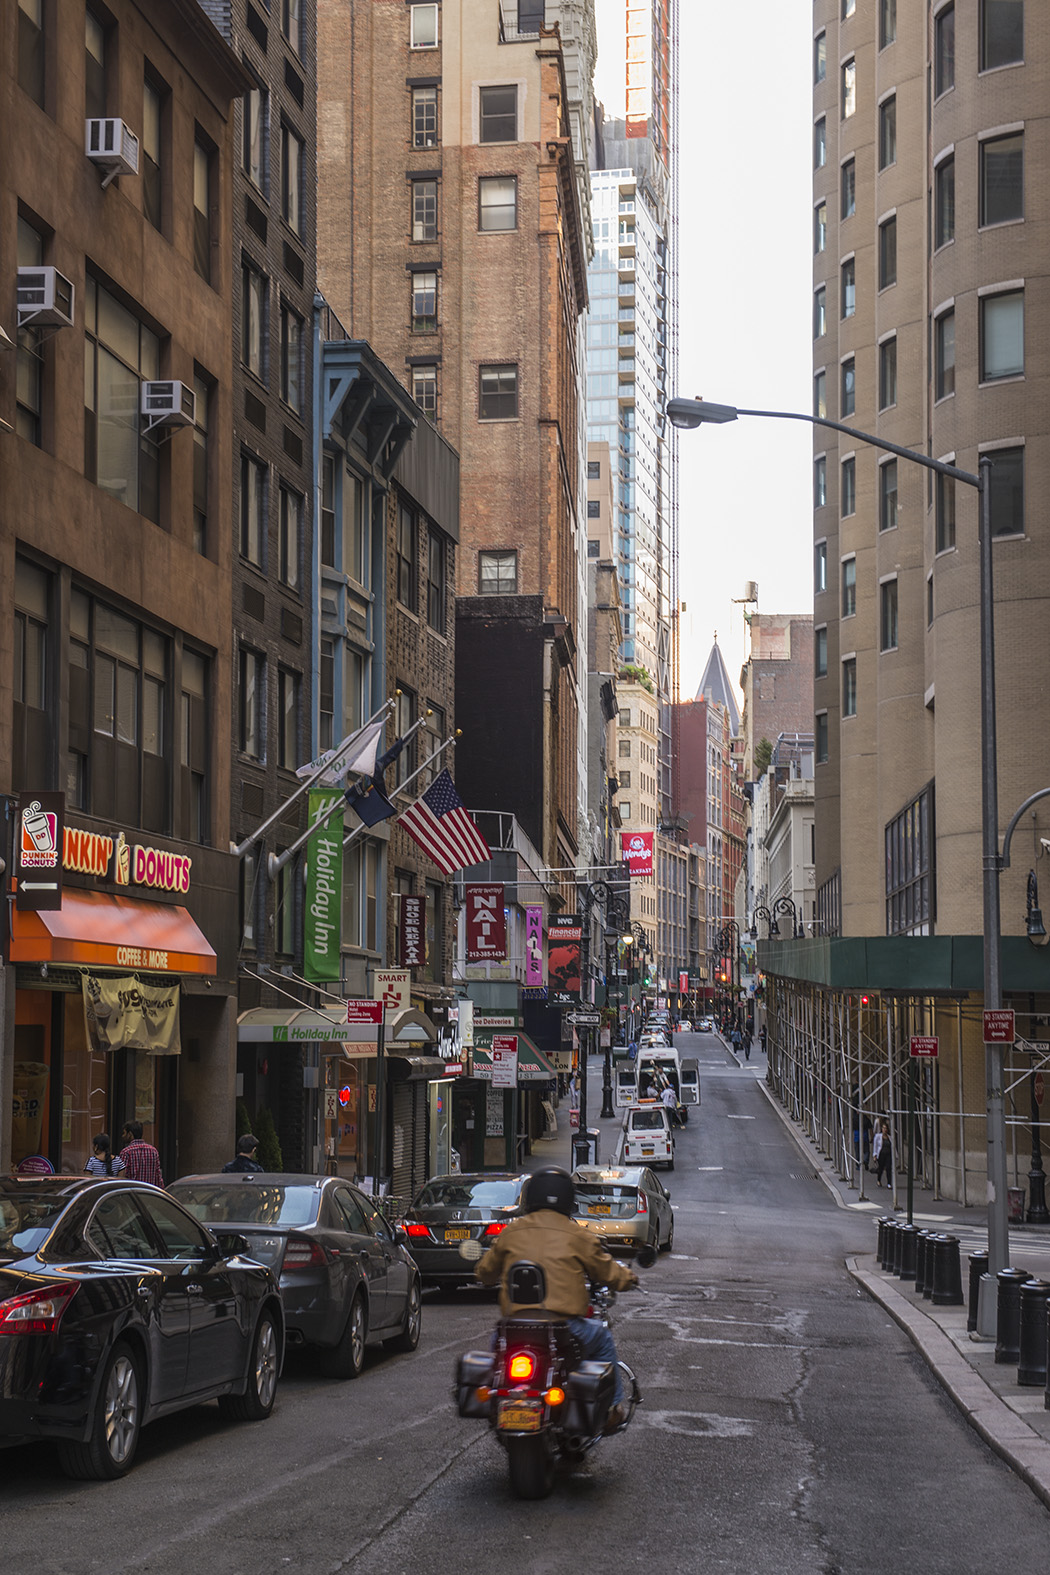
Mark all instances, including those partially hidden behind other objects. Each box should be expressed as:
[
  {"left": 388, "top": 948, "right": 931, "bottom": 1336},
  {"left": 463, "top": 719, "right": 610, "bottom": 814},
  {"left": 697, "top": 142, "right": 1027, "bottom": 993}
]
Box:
[
  {"left": 565, "top": 1010, "right": 601, "bottom": 1027},
  {"left": 323, "top": 1089, "right": 339, "bottom": 1120},
  {"left": 983, "top": 1009, "right": 1015, "bottom": 1043},
  {"left": 1015, "top": 1039, "right": 1050, "bottom": 1055},
  {"left": 910, "top": 1036, "right": 939, "bottom": 1058},
  {"left": 346, "top": 998, "right": 384, "bottom": 1024}
]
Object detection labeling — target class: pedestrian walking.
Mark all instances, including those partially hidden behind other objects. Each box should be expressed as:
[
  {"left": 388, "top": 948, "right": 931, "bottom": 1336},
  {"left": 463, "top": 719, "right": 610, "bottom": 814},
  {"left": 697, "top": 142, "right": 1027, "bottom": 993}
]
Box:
[
  {"left": 744, "top": 1030, "right": 752, "bottom": 1061},
  {"left": 760, "top": 1024, "right": 767, "bottom": 1054},
  {"left": 119, "top": 1120, "right": 164, "bottom": 1188},
  {"left": 84, "top": 1133, "right": 124, "bottom": 1177},
  {"left": 874, "top": 1120, "right": 893, "bottom": 1188},
  {"left": 222, "top": 1134, "right": 264, "bottom": 1173},
  {"left": 730, "top": 1025, "right": 742, "bottom": 1057}
]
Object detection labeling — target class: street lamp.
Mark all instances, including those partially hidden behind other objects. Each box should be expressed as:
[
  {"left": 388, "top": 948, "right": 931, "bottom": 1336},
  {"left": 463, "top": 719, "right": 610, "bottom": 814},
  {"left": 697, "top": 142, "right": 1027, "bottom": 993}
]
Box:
[
  {"left": 717, "top": 920, "right": 743, "bottom": 1028},
  {"left": 668, "top": 394, "right": 1012, "bottom": 1279},
  {"left": 773, "top": 896, "right": 804, "bottom": 939},
  {"left": 750, "top": 904, "right": 774, "bottom": 940},
  {"left": 577, "top": 876, "right": 631, "bottom": 1138}
]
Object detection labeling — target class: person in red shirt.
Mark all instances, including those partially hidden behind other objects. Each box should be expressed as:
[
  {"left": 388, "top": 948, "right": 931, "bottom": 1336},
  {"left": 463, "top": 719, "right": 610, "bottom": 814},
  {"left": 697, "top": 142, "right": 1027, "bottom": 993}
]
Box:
[{"left": 119, "top": 1121, "right": 164, "bottom": 1188}]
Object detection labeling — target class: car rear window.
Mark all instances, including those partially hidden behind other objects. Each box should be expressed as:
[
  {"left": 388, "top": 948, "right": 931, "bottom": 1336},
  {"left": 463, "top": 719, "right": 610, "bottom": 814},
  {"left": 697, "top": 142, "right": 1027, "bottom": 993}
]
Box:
[
  {"left": 630, "top": 1110, "right": 667, "bottom": 1131},
  {"left": 171, "top": 1183, "right": 321, "bottom": 1227},
  {"left": 0, "top": 1191, "right": 70, "bottom": 1258},
  {"left": 575, "top": 1185, "right": 640, "bottom": 1218},
  {"left": 413, "top": 1178, "right": 522, "bottom": 1210}
]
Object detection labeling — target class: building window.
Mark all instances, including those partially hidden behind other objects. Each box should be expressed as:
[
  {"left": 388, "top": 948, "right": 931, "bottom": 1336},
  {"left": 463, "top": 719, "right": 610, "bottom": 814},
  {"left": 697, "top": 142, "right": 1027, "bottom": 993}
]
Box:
[
  {"left": 320, "top": 454, "right": 336, "bottom": 567},
  {"left": 479, "top": 176, "right": 517, "bottom": 231},
  {"left": 193, "top": 372, "right": 211, "bottom": 554},
  {"left": 878, "top": 96, "right": 896, "bottom": 169},
  {"left": 842, "top": 59, "right": 856, "bottom": 119},
  {"left": 479, "top": 85, "right": 517, "bottom": 143},
  {"left": 277, "top": 668, "right": 298, "bottom": 770},
  {"left": 980, "top": 290, "right": 1024, "bottom": 381},
  {"left": 842, "top": 557, "right": 857, "bottom": 617},
  {"left": 814, "top": 117, "right": 826, "bottom": 168},
  {"left": 193, "top": 138, "right": 213, "bottom": 282},
  {"left": 879, "top": 337, "right": 897, "bottom": 409},
  {"left": 814, "top": 371, "right": 826, "bottom": 419},
  {"left": 880, "top": 0, "right": 897, "bottom": 47},
  {"left": 412, "top": 86, "right": 438, "bottom": 148},
  {"left": 841, "top": 158, "right": 856, "bottom": 219},
  {"left": 343, "top": 467, "right": 365, "bottom": 582},
  {"left": 412, "top": 178, "right": 438, "bottom": 241},
  {"left": 18, "top": 0, "right": 45, "bottom": 106},
  {"left": 842, "top": 657, "right": 857, "bottom": 718},
  {"left": 15, "top": 217, "right": 43, "bottom": 446},
  {"left": 281, "top": 123, "right": 303, "bottom": 235},
  {"left": 479, "top": 363, "right": 518, "bottom": 420},
  {"left": 282, "top": 0, "right": 302, "bottom": 55},
  {"left": 879, "top": 458, "right": 898, "bottom": 531},
  {"left": 280, "top": 303, "right": 302, "bottom": 411},
  {"left": 411, "top": 270, "right": 437, "bottom": 332},
  {"left": 13, "top": 557, "right": 49, "bottom": 791},
  {"left": 319, "top": 637, "right": 334, "bottom": 751},
  {"left": 878, "top": 216, "right": 897, "bottom": 287},
  {"left": 412, "top": 364, "right": 437, "bottom": 416},
  {"left": 814, "top": 200, "right": 827, "bottom": 253},
  {"left": 240, "top": 848, "right": 258, "bottom": 950},
  {"left": 427, "top": 526, "right": 446, "bottom": 633},
  {"left": 814, "top": 286, "right": 826, "bottom": 339},
  {"left": 587, "top": 499, "right": 601, "bottom": 518},
  {"left": 988, "top": 446, "right": 1024, "bottom": 537},
  {"left": 243, "top": 80, "right": 267, "bottom": 192},
  {"left": 815, "top": 625, "right": 828, "bottom": 678},
  {"left": 841, "top": 457, "right": 856, "bottom": 517},
  {"left": 885, "top": 786, "right": 934, "bottom": 936},
  {"left": 814, "top": 456, "right": 827, "bottom": 508},
  {"left": 179, "top": 648, "right": 209, "bottom": 844},
  {"left": 927, "top": 574, "right": 934, "bottom": 628},
  {"left": 935, "top": 156, "right": 955, "bottom": 247},
  {"left": 274, "top": 860, "right": 294, "bottom": 956},
  {"left": 396, "top": 500, "right": 419, "bottom": 609},
  {"left": 880, "top": 579, "right": 899, "bottom": 651},
  {"left": 240, "top": 454, "right": 266, "bottom": 565},
  {"left": 83, "top": 277, "right": 161, "bottom": 523},
  {"left": 816, "top": 711, "right": 829, "bottom": 764},
  {"left": 242, "top": 259, "right": 267, "bottom": 379},
  {"left": 935, "top": 309, "right": 955, "bottom": 399},
  {"left": 279, "top": 486, "right": 301, "bottom": 590},
  {"left": 86, "top": 8, "right": 107, "bottom": 120},
  {"left": 841, "top": 258, "right": 855, "bottom": 319},
  {"left": 980, "top": 133, "right": 1023, "bottom": 226},
  {"left": 479, "top": 549, "right": 518, "bottom": 594},
  {"left": 240, "top": 648, "right": 264, "bottom": 759},
  {"left": 980, "top": 0, "right": 1024, "bottom": 71},
  {"left": 142, "top": 76, "right": 163, "bottom": 231},
  {"left": 394, "top": 688, "right": 417, "bottom": 785},
  {"left": 935, "top": 5, "right": 955, "bottom": 95},
  {"left": 411, "top": 4, "right": 438, "bottom": 48},
  {"left": 936, "top": 471, "right": 956, "bottom": 552},
  {"left": 588, "top": 460, "right": 600, "bottom": 479},
  {"left": 814, "top": 31, "right": 826, "bottom": 83},
  {"left": 841, "top": 357, "right": 855, "bottom": 418}
]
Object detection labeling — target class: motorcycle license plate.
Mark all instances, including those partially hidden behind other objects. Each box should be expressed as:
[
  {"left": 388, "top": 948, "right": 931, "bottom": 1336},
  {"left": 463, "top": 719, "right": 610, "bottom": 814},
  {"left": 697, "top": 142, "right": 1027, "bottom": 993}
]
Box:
[
  {"left": 444, "top": 1228, "right": 470, "bottom": 1240},
  {"left": 498, "top": 1400, "right": 542, "bottom": 1432}
]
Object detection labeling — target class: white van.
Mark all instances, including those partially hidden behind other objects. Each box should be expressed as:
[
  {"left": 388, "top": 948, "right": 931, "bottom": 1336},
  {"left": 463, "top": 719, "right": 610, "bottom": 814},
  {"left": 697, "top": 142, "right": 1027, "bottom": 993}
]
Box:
[{"left": 621, "top": 1102, "right": 675, "bottom": 1169}]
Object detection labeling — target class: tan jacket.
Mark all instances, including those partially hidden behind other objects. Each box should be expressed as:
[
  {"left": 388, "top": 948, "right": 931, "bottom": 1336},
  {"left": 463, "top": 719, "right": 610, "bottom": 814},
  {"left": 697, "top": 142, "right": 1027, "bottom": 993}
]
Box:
[{"left": 475, "top": 1208, "right": 637, "bottom": 1318}]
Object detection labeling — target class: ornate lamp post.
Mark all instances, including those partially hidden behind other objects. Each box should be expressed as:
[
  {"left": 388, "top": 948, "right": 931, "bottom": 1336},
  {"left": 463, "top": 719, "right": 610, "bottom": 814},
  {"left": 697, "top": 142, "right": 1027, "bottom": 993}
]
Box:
[
  {"left": 750, "top": 905, "right": 774, "bottom": 940},
  {"left": 576, "top": 876, "right": 630, "bottom": 1144},
  {"left": 772, "top": 895, "right": 804, "bottom": 938},
  {"left": 717, "top": 920, "right": 743, "bottom": 1028}
]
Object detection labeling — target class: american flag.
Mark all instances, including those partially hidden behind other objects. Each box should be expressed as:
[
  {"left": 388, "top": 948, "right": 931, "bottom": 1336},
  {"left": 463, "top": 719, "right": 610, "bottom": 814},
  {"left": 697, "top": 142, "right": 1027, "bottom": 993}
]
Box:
[{"left": 395, "top": 769, "right": 491, "bottom": 875}]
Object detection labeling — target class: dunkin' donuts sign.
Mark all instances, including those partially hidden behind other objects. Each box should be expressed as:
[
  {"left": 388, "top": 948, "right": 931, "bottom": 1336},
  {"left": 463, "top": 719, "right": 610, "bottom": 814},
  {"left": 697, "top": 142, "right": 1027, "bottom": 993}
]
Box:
[{"left": 62, "top": 825, "right": 192, "bottom": 894}]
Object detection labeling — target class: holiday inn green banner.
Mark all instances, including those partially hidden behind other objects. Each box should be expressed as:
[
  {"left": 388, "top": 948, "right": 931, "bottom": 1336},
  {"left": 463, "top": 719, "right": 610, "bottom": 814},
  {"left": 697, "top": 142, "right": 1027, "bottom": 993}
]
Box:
[{"left": 304, "top": 789, "right": 343, "bottom": 982}]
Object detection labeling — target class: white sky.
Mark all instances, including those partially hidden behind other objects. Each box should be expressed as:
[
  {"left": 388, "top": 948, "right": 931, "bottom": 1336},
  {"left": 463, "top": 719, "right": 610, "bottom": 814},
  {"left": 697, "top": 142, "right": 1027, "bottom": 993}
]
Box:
[{"left": 592, "top": 0, "right": 813, "bottom": 702}]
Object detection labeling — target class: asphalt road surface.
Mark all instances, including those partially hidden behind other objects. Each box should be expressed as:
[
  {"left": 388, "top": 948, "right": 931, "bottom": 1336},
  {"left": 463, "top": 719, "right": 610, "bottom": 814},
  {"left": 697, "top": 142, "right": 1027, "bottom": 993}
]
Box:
[{"left": 5, "top": 1033, "right": 1050, "bottom": 1574}]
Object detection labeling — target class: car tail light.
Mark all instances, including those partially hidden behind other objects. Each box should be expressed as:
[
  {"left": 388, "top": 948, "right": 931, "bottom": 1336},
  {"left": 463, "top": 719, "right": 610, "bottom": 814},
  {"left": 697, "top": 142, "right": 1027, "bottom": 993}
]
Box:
[
  {"left": 403, "top": 1221, "right": 433, "bottom": 1240},
  {"left": 282, "top": 1234, "right": 327, "bottom": 1268},
  {"left": 636, "top": 1193, "right": 648, "bottom": 1214},
  {"left": 0, "top": 1280, "right": 79, "bottom": 1335},
  {"left": 483, "top": 1220, "right": 508, "bottom": 1236},
  {"left": 508, "top": 1350, "right": 537, "bottom": 1382}
]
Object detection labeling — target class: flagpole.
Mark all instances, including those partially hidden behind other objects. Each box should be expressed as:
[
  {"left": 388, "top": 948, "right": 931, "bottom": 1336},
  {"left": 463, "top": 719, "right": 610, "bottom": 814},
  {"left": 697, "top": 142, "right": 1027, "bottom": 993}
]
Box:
[
  {"left": 232, "top": 696, "right": 395, "bottom": 861},
  {"left": 341, "top": 731, "right": 459, "bottom": 849}
]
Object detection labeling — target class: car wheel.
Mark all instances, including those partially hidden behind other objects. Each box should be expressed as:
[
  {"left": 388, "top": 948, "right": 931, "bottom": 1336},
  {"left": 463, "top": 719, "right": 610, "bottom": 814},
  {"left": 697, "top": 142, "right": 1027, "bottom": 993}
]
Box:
[
  {"left": 56, "top": 1339, "right": 142, "bottom": 1481},
  {"left": 219, "top": 1306, "right": 280, "bottom": 1422},
  {"left": 386, "top": 1276, "right": 422, "bottom": 1353},
  {"left": 660, "top": 1216, "right": 674, "bottom": 1253},
  {"left": 319, "top": 1291, "right": 367, "bottom": 1380}
]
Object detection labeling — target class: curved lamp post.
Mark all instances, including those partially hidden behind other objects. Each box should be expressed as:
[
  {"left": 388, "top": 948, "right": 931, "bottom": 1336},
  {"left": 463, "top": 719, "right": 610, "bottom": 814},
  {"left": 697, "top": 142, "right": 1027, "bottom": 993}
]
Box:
[
  {"left": 717, "top": 920, "right": 743, "bottom": 1027},
  {"left": 773, "top": 896, "right": 804, "bottom": 939},
  {"left": 577, "top": 877, "right": 630, "bottom": 1133},
  {"left": 750, "top": 904, "right": 774, "bottom": 940}
]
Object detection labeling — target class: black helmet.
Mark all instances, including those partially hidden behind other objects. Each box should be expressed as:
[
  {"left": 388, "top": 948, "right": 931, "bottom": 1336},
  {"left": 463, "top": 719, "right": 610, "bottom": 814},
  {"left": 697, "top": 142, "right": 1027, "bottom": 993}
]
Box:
[{"left": 522, "top": 1168, "right": 575, "bottom": 1217}]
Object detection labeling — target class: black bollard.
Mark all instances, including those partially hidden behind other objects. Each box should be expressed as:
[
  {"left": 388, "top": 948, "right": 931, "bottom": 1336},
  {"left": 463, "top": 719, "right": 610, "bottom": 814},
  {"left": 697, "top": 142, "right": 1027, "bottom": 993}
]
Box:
[
  {"left": 930, "top": 1234, "right": 965, "bottom": 1306},
  {"left": 897, "top": 1223, "right": 919, "bottom": 1281},
  {"left": 876, "top": 1216, "right": 888, "bottom": 1266},
  {"left": 994, "top": 1268, "right": 1031, "bottom": 1363},
  {"left": 892, "top": 1219, "right": 907, "bottom": 1276},
  {"left": 882, "top": 1218, "right": 899, "bottom": 1272},
  {"left": 968, "top": 1249, "right": 989, "bottom": 1334},
  {"left": 1017, "top": 1280, "right": 1050, "bottom": 1387},
  {"left": 915, "top": 1230, "right": 932, "bottom": 1296}
]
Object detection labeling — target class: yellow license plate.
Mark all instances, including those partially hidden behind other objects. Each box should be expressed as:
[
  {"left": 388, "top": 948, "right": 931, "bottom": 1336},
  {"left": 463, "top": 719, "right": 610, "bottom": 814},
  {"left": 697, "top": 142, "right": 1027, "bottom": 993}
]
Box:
[
  {"left": 498, "top": 1401, "right": 542, "bottom": 1432},
  {"left": 589, "top": 1204, "right": 611, "bottom": 1215},
  {"left": 641, "top": 1147, "right": 654, "bottom": 1155},
  {"left": 444, "top": 1227, "right": 470, "bottom": 1241}
]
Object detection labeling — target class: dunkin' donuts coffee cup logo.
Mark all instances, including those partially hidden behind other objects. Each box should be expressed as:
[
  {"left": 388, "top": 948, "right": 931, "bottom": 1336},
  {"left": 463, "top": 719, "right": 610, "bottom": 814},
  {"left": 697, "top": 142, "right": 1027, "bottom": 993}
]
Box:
[{"left": 20, "top": 801, "right": 59, "bottom": 868}]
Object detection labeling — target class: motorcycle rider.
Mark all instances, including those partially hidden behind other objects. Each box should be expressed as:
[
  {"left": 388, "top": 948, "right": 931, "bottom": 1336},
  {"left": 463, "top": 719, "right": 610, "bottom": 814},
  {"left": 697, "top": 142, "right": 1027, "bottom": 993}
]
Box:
[{"left": 475, "top": 1168, "right": 638, "bottom": 1433}]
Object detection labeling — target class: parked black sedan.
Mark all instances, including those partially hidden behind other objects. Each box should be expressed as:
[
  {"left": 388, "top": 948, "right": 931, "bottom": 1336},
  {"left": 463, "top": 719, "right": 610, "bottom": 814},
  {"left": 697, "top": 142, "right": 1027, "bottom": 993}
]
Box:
[
  {"left": 400, "top": 1172, "right": 529, "bottom": 1288},
  {"left": 170, "top": 1174, "right": 421, "bottom": 1378},
  {"left": 0, "top": 1176, "right": 283, "bottom": 1480}
]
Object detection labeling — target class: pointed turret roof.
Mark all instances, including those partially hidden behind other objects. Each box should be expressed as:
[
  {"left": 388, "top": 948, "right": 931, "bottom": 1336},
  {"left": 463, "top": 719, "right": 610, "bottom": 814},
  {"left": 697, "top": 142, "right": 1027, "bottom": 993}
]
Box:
[{"left": 696, "top": 635, "right": 741, "bottom": 736}]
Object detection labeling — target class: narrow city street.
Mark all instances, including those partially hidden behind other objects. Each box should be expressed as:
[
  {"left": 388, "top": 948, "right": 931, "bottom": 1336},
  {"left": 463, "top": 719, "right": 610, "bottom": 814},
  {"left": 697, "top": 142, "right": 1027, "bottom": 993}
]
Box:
[{"left": 4, "top": 1033, "right": 1049, "bottom": 1574}]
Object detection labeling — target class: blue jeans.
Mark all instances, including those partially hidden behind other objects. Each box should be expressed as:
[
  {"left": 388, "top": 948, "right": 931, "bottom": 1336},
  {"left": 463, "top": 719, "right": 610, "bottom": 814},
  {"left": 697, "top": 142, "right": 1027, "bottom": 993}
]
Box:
[{"left": 567, "top": 1316, "right": 623, "bottom": 1404}]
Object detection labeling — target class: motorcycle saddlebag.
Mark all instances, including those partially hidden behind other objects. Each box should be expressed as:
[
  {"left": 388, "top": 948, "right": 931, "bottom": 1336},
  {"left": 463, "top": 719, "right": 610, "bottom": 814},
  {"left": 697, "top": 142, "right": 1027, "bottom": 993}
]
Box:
[
  {"left": 455, "top": 1351, "right": 494, "bottom": 1418},
  {"left": 563, "top": 1360, "right": 616, "bottom": 1434}
]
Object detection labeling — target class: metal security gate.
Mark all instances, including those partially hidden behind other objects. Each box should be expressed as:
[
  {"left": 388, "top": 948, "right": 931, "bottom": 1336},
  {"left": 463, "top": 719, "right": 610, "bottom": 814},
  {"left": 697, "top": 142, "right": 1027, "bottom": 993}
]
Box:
[{"left": 391, "top": 1081, "right": 428, "bottom": 1202}]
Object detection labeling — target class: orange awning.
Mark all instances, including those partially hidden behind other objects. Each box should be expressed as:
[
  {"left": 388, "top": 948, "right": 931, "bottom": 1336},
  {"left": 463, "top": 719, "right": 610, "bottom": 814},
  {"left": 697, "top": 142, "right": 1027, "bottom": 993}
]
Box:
[{"left": 10, "top": 888, "right": 217, "bottom": 975}]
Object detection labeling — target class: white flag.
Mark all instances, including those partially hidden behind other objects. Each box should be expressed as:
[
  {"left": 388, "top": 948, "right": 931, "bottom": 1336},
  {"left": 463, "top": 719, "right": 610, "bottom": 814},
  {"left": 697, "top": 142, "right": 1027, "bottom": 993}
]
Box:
[{"left": 295, "top": 716, "right": 386, "bottom": 786}]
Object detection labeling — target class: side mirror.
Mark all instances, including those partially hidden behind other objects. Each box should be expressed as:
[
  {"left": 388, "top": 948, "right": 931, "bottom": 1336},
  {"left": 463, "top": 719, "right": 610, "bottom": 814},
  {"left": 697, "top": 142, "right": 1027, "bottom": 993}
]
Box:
[{"left": 214, "top": 1231, "right": 250, "bottom": 1259}]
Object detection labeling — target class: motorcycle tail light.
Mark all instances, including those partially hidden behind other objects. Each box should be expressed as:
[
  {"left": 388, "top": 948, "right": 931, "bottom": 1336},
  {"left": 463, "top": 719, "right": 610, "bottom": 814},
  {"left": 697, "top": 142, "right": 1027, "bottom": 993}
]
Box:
[
  {"left": 545, "top": 1386, "right": 566, "bottom": 1406},
  {"left": 0, "top": 1280, "right": 79, "bottom": 1335},
  {"left": 508, "top": 1351, "right": 536, "bottom": 1381},
  {"left": 282, "top": 1234, "right": 327, "bottom": 1268},
  {"left": 483, "top": 1221, "right": 508, "bottom": 1236},
  {"left": 403, "top": 1221, "right": 432, "bottom": 1240}
]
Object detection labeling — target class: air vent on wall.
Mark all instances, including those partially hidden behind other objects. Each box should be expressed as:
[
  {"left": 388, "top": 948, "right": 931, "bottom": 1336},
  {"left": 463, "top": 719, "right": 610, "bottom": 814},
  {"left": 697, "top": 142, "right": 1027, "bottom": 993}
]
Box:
[
  {"left": 282, "top": 427, "right": 302, "bottom": 465},
  {"left": 244, "top": 389, "right": 266, "bottom": 431},
  {"left": 243, "top": 584, "right": 266, "bottom": 622},
  {"left": 242, "top": 781, "right": 265, "bottom": 819},
  {"left": 281, "top": 608, "right": 303, "bottom": 645}
]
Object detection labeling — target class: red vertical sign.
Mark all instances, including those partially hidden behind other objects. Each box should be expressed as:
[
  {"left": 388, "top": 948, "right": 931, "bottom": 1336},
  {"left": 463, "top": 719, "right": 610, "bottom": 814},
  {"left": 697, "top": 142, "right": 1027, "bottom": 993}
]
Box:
[
  {"left": 464, "top": 883, "right": 506, "bottom": 961},
  {"left": 399, "top": 894, "right": 426, "bottom": 966}
]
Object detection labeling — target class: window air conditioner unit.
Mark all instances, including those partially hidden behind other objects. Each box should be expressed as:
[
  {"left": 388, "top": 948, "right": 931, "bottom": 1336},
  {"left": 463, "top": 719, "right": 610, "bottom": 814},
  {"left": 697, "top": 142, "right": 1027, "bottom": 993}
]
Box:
[
  {"left": 17, "top": 266, "right": 75, "bottom": 329},
  {"left": 85, "top": 118, "right": 140, "bottom": 186},
  {"left": 141, "top": 380, "right": 196, "bottom": 433}
]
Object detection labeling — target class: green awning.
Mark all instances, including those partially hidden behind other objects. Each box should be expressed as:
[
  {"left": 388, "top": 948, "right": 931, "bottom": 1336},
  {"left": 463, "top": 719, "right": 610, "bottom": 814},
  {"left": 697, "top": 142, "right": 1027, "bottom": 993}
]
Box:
[{"left": 470, "top": 1030, "right": 556, "bottom": 1083}]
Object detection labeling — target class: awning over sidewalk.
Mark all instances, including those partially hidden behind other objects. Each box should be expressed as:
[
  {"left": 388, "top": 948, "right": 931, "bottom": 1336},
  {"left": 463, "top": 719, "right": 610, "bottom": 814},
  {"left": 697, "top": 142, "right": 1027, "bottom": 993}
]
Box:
[
  {"left": 10, "top": 889, "right": 216, "bottom": 975},
  {"left": 237, "top": 1006, "right": 352, "bottom": 1043},
  {"left": 470, "top": 1030, "right": 557, "bottom": 1083}
]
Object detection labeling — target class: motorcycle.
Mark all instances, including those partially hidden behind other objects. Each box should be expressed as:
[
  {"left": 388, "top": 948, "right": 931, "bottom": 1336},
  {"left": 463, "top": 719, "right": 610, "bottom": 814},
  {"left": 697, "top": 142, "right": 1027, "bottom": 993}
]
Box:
[{"left": 453, "top": 1242, "right": 656, "bottom": 1500}]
